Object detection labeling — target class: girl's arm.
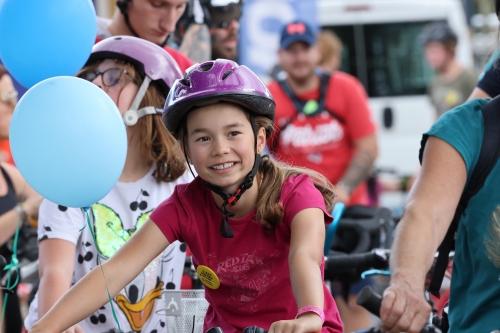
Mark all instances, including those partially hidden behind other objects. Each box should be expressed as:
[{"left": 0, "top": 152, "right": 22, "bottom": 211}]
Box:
[
  {"left": 269, "top": 208, "right": 326, "bottom": 333},
  {"left": 30, "top": 219, "right": 170, "bottom": 333},
  {"left": 38, "top": 239, "right": 77, "bottom": 317},
  {"left": 38, "top": 239, "right": 84, "bottom": 333}
]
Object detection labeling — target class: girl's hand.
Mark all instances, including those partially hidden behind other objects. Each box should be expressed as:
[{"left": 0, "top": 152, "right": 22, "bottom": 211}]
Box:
[{"left": 268, "top": 313, "right": 323, "bottom": 333}]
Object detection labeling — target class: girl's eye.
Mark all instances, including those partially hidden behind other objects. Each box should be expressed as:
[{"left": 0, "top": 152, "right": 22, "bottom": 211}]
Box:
[
  {"left": 151, "top": 1, "right": 163, "bottom": 8},
  {"left": 228, "top": 131, "right": 240, "bottom": 137},
  {"left": 195, "top": 136, "right": 209, "bottom": 142}
]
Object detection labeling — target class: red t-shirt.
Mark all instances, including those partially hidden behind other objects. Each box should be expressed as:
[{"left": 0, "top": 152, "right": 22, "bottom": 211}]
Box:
[
  {"left": 151, "top": 175, "right": 343, "bottom": 333},
  {"left": 267, "top": 72, "right": 376, "bottom": 205},
  {"left": 94, "top": 36, "right": 193, "bottom": 74}
]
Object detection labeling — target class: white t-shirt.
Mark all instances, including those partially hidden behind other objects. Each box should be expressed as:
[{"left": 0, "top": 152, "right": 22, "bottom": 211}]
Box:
[{"left": 25, "top": 166, "right": 194, "bottom": 333}]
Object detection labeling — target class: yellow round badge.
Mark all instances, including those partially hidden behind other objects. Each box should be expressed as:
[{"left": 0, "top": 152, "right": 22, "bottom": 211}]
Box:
[{"left": 196, "top": 265, "right": 221, "bottom": 289}]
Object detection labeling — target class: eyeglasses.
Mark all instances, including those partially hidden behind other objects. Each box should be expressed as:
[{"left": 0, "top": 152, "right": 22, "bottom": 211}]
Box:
[
  {"left": 79, "top": 68, "right": 137, "bottom": 87},
  {"left": 0, "top": 91, "right": 18, "bottom": 105}
]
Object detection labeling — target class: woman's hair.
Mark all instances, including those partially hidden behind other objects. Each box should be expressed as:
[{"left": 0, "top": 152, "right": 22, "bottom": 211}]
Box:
[
  {"left": 175, "top": 107, "right": 335, "bottom": 231},
  {"left": 317, "top": 30, "right": 343, "bottom": 65},
  {"left": 78, "top": 59, "right": 186, "bottom": 183}
]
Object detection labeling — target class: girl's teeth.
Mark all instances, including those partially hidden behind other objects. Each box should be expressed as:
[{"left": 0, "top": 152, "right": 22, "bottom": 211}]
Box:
[{"left": 212, "top": 162, "right": 234, "bottom": 170}]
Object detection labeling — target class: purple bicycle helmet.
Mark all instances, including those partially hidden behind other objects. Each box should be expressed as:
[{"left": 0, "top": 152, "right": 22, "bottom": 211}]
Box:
[
  {"left": 163, "top": 59, "right": 275, "bottom": 135},
  {"left": 163, "top": 59, "right": 275, "bottom": 239},
  {"left": 85, "top": 36, "right": 182, "bottom": 126}
]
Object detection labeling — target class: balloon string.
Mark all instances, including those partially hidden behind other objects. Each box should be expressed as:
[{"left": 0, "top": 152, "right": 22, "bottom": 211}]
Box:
[
  {"left": 0, "top": 186, "right": 25, "bottom": 329},
  {"left": 82, "top": 206, "right": 122, "bottom": 333}
]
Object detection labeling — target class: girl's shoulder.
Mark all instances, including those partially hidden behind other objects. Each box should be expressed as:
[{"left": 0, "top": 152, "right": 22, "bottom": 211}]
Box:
[{"left": 279, "top": 174, "right": 316, "bottom": 200}]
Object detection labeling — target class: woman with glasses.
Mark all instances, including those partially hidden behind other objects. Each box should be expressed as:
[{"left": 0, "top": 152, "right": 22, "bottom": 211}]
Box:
[
  {"left": 0, "top": 66, "right": 42, "bottom": 333},
  {"left": 23, "top": 36, "right": 193, "bottom": 333}
]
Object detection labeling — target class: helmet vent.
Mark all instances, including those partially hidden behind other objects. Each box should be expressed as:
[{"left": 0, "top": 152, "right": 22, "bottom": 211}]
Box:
[
  {"left": 222, "top": 69, "right": 234, "bottom": 80},
  {"left": 199, "top": 63, "right": 214, "bottom": 72},
  {"left": 180, "top": 77, "right": 190, "bottom": 87}
]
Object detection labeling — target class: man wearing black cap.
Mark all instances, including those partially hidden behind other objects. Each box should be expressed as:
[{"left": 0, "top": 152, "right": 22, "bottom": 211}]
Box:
[
  {"left": 267, "top": 22, "right": 378, "bottom": 331},
  {"left": 419, "top": 22, "right": 476, "bottom": 118}
]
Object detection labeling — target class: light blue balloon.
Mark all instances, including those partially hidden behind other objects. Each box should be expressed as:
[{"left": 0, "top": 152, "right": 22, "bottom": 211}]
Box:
[
  {"left": 0, "top": 0, "right": 96, "bottom": 88},
  {"left": 10, "top": 77, "right": 127, "bottom": 208}
]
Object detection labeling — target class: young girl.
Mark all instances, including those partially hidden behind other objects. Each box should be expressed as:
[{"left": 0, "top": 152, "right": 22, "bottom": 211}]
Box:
[
  {"left": 24, "top": 36, "right": 193, "bottom": 333},
  {"left": 29, "top": 59, "right": 343, "bottom": 333}
]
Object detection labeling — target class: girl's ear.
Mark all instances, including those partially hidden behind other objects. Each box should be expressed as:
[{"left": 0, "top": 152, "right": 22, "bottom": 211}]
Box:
[{"left": 256, "top": 127, "right": 267, "bottom": 154}]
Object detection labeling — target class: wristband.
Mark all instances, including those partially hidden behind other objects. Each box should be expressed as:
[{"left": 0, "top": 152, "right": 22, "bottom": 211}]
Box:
[{"left": 295, "top": 305, "right": 325, "bottom": 324}]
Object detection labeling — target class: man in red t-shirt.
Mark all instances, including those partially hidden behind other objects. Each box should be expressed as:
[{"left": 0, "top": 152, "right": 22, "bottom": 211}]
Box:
[
  {"left": 95, "top": 0, "right": 194, "bottom": 73},
  {"left": 268, "top": 21, "right": 378, "bottom": 206}
]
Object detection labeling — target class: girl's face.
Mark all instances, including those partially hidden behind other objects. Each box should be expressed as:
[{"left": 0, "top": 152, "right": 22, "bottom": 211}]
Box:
[
  {"left": 83, "top": 59, "right": 139, "bottom": 115},
  {"left": 185, "top": 103, "right": 266, "bottom": 193}
]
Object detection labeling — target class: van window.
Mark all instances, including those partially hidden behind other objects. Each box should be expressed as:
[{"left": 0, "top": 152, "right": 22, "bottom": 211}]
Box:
[{"left": 325, "top": 21, "right": 436, "bottom": 97}]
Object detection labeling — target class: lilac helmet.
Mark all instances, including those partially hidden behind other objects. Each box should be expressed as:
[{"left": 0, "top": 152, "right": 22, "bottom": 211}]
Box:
[
  {"left": 163, "top": 59, "right": 275, "bottom": 135},
  {"left": 85, "top": 36, "right": 183, "bottom": 126}
]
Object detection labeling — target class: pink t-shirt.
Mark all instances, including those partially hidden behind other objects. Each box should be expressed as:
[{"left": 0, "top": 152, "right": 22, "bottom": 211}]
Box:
[{"left": 151, "top": 174, "right": 343, "bottom": 333}]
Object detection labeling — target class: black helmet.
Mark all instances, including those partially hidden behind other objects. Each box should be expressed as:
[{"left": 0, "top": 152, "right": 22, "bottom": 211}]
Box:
[{"left": 418, "top": 21, "right": 458, "bottom": 45}]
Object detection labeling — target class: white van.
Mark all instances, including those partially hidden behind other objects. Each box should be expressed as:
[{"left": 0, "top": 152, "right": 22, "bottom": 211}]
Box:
[{"left": 318, "top": 0, "right": 473, "bottom": 176}]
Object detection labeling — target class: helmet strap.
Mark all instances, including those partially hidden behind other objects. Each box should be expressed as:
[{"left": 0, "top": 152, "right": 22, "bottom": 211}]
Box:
[
  {"left": 123, "top": 77, "right": 159, "bottom": 126},
  {"left": 203, "top": 113, "right": 261, "bottom": 238}
]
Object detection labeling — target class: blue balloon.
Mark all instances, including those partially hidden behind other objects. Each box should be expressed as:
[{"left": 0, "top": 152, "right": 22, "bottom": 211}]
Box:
[
  {"left": 0, "top": 0, "right": 96, "bottom": 88},
  {"left": 10, "top": 77, "right": 127, "bottom": 208}
]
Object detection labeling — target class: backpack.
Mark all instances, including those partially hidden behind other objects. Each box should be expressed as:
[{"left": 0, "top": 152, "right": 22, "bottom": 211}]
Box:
[
  {"left": 272, "top": 72, "right": 344, "bottom": 150},
  {"left": 428, "top": 95, "right": 500, "bottom": 297}
]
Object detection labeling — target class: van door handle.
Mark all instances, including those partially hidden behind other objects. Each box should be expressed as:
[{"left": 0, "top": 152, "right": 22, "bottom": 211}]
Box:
[{"left": 383, "top": 107, "right": 393, "bottom": 129}]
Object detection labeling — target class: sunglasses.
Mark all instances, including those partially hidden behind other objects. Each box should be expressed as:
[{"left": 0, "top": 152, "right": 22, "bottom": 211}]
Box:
[
  {"left": 0, "top": 91, "right": 18, "bottom": 105},
  {"left": 210, "top": 1, "right": 241, "bottom": 29},
  {"left": 79, "top": 67, "right": 137, "bottom": 87}
]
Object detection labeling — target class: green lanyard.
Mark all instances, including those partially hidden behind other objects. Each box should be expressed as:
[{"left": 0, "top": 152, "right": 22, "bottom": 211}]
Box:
[{"left": 81, "top": 206, "right": 123, "bottom": 332}]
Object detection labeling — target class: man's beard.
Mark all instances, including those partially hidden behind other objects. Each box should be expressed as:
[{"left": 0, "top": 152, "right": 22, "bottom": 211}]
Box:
[{"left": 211, "top": 33, "right": 238, "bottom": 60}]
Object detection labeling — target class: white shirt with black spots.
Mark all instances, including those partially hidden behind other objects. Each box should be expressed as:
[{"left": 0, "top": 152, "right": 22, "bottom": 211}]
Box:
[{"left": 25, "top": 166, "right": 194, "bottom": 333}]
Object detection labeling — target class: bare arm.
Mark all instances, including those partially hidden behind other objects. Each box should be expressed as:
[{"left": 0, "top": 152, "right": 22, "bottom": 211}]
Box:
[
  {"left": 269, "top": 208, "right": 325, "bottom": 333},
  {"left": 37, "top": 239, "right": 77, "bottom": 317},
  {"left": 30, "top": 219, "right": 170, "bottom": 333},
  {"left": 336, "top": 134, "right": 378, "bottom": 201},
  {"left": 467, "top": 87, "right": 491, "bottom": 100},
  {"left": 179, "top": 24, "right": 211, "bottom": 63},
  {"left": 380, "top": 137, "right": 467, "bottom": 333},
  {"left": 0, "top": 163, "right": 42, "bottom": 245},
  {"left": 2, "top": 162, "right": 42, "bottom": 218}
]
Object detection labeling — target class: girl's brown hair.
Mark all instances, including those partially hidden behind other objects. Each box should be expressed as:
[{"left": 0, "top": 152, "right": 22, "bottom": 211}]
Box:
[
  {"left": 175, "top": 108, "right": 335, "bottom": 231},
  {"left": 254, "top": 116, "right": 335, "bottom": 231},
  {"left": 78, "top": 59, "right": 186, "bottom": 183}
]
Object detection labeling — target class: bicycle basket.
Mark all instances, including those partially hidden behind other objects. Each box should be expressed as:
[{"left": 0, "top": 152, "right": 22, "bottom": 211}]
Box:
[{"left": 161, "top": 290, "right": 209, "bottom": 333}]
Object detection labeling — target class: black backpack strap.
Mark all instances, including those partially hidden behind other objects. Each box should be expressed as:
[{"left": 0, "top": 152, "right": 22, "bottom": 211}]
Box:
[
  {"left": 428, "top": 96, "right": 500, "bottom": 297},
  {"left": 277, "top": 72, "right": 344, "bottom": 123}
]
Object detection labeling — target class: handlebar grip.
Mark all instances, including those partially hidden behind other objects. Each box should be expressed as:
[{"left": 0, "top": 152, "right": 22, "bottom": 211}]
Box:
[
  {"left": 326, "top": 251, "right": 387, "bottom": 271},
  {"left": 356, "top": 286, "right": 381, "bottom": 317},
  {"left": 206, "top": 328, "right": 224, "bottom": 333},
  {"left": 242, "top": 326, "right": 268, "bottom": 333},
  {"left": 356, "top": 287, "right": 442, "bottom": 333}
]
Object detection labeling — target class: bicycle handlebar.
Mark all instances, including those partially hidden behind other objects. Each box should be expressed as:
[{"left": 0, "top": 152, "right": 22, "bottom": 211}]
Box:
[
  {"left": 356, "top": 286, "right": 442, "bottom": 333},
  {"left": 325, "top": 249, "right": 389, "bottom": 271}
]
